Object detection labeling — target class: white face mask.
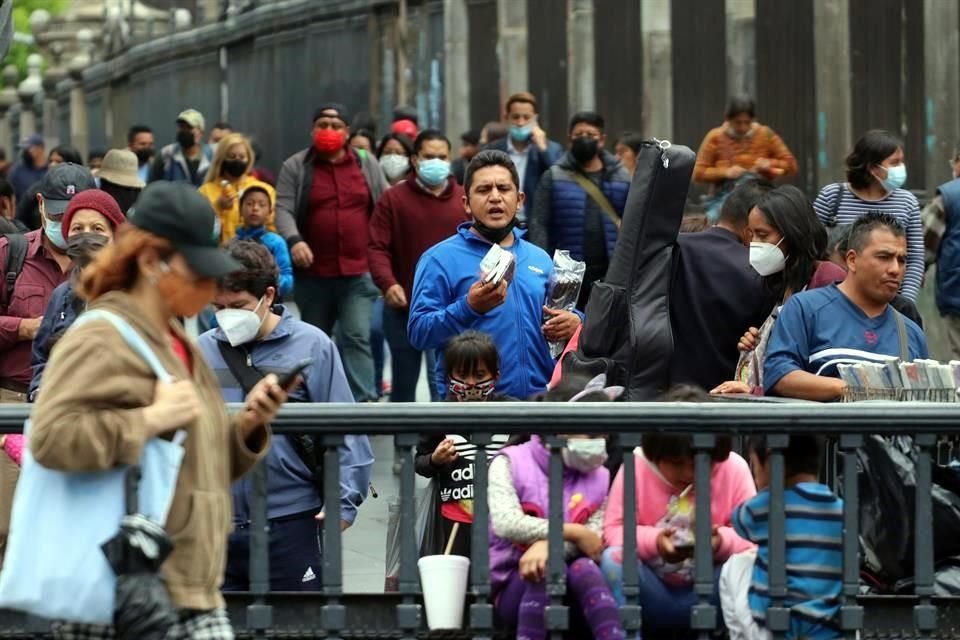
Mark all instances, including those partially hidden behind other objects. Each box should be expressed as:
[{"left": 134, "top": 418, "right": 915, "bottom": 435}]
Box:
[
  {"left": 380, "top": 153, "right": 410, "bottom": 181},
  {"left": 749, "top": 239, "right": 787, "bottom": 276},
  {"left": 561, "top": 438, "right": 608, "bottom": 474},
  {"left": 216, "top": 297, "right": 265, "bottom": 346}
]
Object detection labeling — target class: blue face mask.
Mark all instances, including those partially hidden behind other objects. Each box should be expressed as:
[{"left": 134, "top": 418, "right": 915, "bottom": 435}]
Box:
[
  {"left": 43, "top": 216, "right": 67, "bottom": 250},
  {"left": 509, "top": 123, "right": 534, "bottom": 142},
  {"left": 417, "top": 158, "right": 450, "bottom": 187},
  {"left": 877, "top": 163, "right": 907, "bottom": 192}
]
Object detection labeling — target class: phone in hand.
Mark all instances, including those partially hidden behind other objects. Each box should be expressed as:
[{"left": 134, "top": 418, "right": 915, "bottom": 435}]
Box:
[{"left": 276, "top": 358, "right": 312, "bottom": 389}]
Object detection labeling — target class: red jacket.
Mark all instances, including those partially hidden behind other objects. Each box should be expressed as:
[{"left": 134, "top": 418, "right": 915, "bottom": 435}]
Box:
[{"left": 368, "top": 175, "right": 468, "bottom": 304}]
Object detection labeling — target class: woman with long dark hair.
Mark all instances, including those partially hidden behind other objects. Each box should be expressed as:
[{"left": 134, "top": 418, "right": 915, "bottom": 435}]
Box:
[
  {"left": 712, "top": 185, "right": 845, "bottom": 395},
  {"left": 812, "top": 129, "right": 923, "bottom": 301}
]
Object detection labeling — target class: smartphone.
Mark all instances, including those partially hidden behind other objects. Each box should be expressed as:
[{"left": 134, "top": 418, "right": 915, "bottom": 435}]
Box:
[{"left": 276, "top": 358, "right": 312, "bottom": 388}]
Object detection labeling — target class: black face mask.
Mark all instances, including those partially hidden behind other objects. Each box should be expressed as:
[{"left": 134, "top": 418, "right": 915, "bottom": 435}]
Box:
[
  {"left": 176, "top": 131, "right": 195, "bottom": 149},
  {"left": 101, "top": 182, "right": 141, "bottom": 214},
  {"left": 66, "top": 232, "right": 110, "bottom": 268},
  {"left": 221, "top": 159, "right": 247, "bottom": 178},
  {"left": 134, "top": 148, "right": 154, "bottom": 165},
  {"left": 473, "top": 217, "right": 517, "bottom": 245},
  {"left": 571, "top": 137, "right": 599, "bottom": 165}
]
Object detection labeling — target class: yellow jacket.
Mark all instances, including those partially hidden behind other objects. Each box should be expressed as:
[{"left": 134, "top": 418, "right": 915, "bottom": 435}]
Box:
[{"left": 198, "top": 173, "right": 276, "bottom": 245}]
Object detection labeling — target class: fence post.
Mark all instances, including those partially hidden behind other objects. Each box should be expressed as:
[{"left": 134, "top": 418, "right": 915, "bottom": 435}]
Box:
[
  {"left": 620, "top": 434, "right": 642, "bottom": 634},
  {"left": 765, "top": 433, "right": 790, "bottom": 638},
  {"left": 469, "top": 432, "right": 494, "bottom": 639},
  {"left": 394, "top": 433, "right": 422, "bottom": 639},
  {"left": 691, "top": 433, "right": 718, "bottom": 638},
  {"left": 839, "top": 434, "right": 863, "bottom": 638},
  {"left": 321, "top": 434, "right": 346, "bottom": 636},
  {"left": 544, "top": 435, "right": 569, "bottom": 640},
  {"left": 246, "top": 459, "right": 271, "bottom": 638},
  {"left": 913, "top": 433, "right": 938, "bottom": 637}
]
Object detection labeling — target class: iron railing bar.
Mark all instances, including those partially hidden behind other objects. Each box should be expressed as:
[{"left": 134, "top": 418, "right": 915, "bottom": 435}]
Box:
[
  {"left": 246, "top": 459, "right": 271, "bottom": 638},
  {"left": 545, "top": 435, "right": 568, "bottom": 639},
  {"left": 470, "top": 432, "right": 493, "bottom": 638},
  {"left": 320, "top": 434, "right": 345, "bottom": 637},
  {"left": 394, "top": 433, "right": 421, "bottom": 639},
  {"left": 620, "top": 444, "right": 641, "bottom": 633},
  {"left": 691, "top": 433, "right": 717, "bottom": 637},
  {"left": 839, "top": 434, "right": 864, "bottom": 638},
  {"left": 766, "top": 434, "right": 790, "bottom": 639},
  {"left": 913, "top": 434, "right": 938, "bottom": 638}
]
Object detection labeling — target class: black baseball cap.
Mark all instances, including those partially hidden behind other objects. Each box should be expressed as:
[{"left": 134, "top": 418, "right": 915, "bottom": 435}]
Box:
[
  {"left": 37, "top": 163, "right": 97, "bottom": 215},
  {"left": 128, "top": 181, "right": 241, "bottom": 278},
  {"left": 312, "top": 102, "right": 350, "bottom": 126}
]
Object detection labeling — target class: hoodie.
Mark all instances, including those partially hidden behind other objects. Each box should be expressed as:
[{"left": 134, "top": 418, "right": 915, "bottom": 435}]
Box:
[{"left": 407, "top": 224, "right": 556, "bottom": 399}]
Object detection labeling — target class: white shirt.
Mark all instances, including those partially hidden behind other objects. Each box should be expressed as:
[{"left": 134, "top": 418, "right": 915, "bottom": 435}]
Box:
[{"left": 507, "top": 138, "right": 530, "bottom": 190}]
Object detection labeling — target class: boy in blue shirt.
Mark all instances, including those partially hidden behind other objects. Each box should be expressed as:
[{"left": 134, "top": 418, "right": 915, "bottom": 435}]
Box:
[
  {"left": 234, "top": 180, "right": 294, "bottom": 297},
  {"left": 721, "top": 435, "right": 843, "bottom": 640},
  {"left": 764, "top": 212, "right": 927, "bottom": 401}
]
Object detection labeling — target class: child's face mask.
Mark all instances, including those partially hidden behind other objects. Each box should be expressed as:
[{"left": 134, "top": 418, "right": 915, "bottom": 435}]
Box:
[
  {"left": 447, "top": 377, "right": 495, "bottom": 401},
  {"left": 562, "top": 438, "right": 608, "bottom": 473}
]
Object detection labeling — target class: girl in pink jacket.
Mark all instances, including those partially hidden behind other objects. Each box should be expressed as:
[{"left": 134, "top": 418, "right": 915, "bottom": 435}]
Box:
[{"left": 601, "top": 386, "right": 756, "bottom": 633}]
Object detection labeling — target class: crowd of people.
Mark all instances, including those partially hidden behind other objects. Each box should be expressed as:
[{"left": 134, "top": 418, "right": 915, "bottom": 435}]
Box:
[{"left": 0, "top": 90, "right": 952, "bottom": 639}]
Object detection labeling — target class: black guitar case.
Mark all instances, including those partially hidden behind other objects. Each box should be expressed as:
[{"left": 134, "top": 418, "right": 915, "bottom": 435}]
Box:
[{"left": 561, "top": 140, "right": 695, "bottom": 400}]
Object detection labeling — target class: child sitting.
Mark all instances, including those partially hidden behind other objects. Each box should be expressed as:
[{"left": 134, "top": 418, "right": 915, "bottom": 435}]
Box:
[
  {"left": 233, "top": 180, "right": 294, "bottom": 297},
  {"left": 601, "top": 385, "right": 756, "bottom": 633},
  {"left": 415, "top": 331, "right": 511, "bottom": 557},
  {"left": 720, "top": 435, "right": 842, "bottom": 640},
  {"left": 488, "top": 378, "right": 625, "bottom": 640}
]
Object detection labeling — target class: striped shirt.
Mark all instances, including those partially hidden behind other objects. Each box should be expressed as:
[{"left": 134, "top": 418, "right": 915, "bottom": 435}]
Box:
[
  {"left": 813, "top": 182, "right": 923, "bottom": 301},
  {"left": 732, "top": 483, "right": 844, "bottom": 639}
]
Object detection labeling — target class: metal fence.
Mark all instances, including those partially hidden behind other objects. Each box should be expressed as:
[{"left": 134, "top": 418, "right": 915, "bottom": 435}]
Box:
[{"left": 0, "top": 401, "right": 959, "bottom": 638}]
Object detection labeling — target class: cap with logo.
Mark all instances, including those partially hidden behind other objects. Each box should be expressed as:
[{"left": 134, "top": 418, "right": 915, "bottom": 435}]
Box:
[
  {"left": 128, "top": 181, "right": 241, "bottom": 278},
  {"left": 176, "top": 108, "right": 205, "bottom": 131},
  {"left": 97, "top": 149, "right": 145, "bottom": 188},
  {"left": 37, "top": 163, "right": 97, "bottom": 215}
]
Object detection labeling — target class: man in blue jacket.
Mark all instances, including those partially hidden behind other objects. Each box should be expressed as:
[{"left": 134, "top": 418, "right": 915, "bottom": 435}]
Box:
[
  {"left": 198, "top": 241, "right": 373, "bottom": 591},
  {"left": 408, "top": 150, "right": 581, "bottom": 400},
  {"left": 527, "top": 111, "right": 631, "bottom": 308}
]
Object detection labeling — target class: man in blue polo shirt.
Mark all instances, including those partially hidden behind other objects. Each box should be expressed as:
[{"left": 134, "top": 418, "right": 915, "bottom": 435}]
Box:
[
  {"left": 764, "top": 212, "right": 927, "bottom": 401},
  {"left": 408, "top": 150, "right": 581, "bottom": 400}
]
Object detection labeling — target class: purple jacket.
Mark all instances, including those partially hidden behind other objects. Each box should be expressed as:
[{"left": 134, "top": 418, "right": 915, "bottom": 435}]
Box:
[{"left": 488, "top": 436, "right": 609, "bottom": 593}]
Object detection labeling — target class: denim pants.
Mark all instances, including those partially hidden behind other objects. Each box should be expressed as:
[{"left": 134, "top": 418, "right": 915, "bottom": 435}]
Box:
[
  {"left": 601, "top": 546, "right": 722, "bottom": 631},
  {"left": 294, "top": 274, "right": 378, "bottom": 402},
  {"left": 381, "top": 305, "right": 440, "bottom": 402},
  {"left": 371, "top": 297, "right": 386, "bottom": 395}
]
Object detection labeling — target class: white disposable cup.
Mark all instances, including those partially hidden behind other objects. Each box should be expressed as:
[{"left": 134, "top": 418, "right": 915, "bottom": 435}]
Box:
[{"left": 417, "top": 554, "right": 471, "bottom": 630}]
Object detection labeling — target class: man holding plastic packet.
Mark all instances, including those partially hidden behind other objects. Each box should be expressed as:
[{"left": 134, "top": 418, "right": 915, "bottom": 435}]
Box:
[{"left": 408, "top": 150, "right": 581, "bottom": 399}]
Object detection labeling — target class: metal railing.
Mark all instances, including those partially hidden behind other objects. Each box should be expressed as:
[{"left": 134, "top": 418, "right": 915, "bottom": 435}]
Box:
[{"left": 0, "top": 401, "right": 959, "bottom": 639}]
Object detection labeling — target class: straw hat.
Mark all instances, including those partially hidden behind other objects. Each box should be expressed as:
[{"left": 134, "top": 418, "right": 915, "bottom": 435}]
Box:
[{"left": 97, "top": 149, "right": 145, "bottom": 189}]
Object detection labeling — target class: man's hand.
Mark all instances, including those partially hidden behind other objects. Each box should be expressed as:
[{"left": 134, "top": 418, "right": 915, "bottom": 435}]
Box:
[
  {"left": 711, "top": 381, "right": 752, "bottom": 395},
  {"left": 542, "top": 307, "right": 580, "bottom": 342},
  {"left": 467, "top": 279, "right": 508, "bottom": 314},
  {"left": 17, "top": 317, "right": 42, "bottom": 342},
  {"left": 314, "top": 511, "right": 351, "bottom": 531},
  {"left": 531, "top": 124, "right": 549, "bottom": 152},
  {"left": 431, "top": 438, "right": 458, "bottom": 466},
  {"left": 238, "top": 373, "right": 289, "bottom": 438},
  {"left": 384, "top": 284, "right": 408, "bottom": 309},
  {"left": 738, "top": 327, "right": 760, "bottom": 352},
  {"left": 291, "top": 242, "right": 315, "bottom": 269},
  {"left": 656, "top": 528, "right": 693, "bottom": 564},
  {"left": 752, "top": 158, "right": 772, "bottom": 173},
  {"left": 726, "top": 165, "right": 748, "bottom": 180},
  {"left": 519, "top": 540, "right": 549, "bottom": 582}
]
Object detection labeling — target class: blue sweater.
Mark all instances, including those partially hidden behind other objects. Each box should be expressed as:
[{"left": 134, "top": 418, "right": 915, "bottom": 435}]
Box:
[
  {"left": 408, "top": 224, "right": 556, "bottom": 400},
  {"left": 234, "top": 225, "right": 295, "bottom": 297},
  {"left": 732, "top": 483, "right": 844, "bottom": 639},
  {"left": 197, "top": 307, "right": 374, "bottom": 524},
  {"left": 30, "top": 279, "right": 80, "bottom": 400}
]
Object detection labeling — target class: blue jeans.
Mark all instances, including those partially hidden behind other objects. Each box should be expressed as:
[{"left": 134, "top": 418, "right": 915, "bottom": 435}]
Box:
[
  {"left": 382, "top": 305, "right": 440, "bottom": 402},
  {"left": 294, "top": 274, "right": 378, "bottom": 402},
  {"left": 371, "top": 297, "right": 386, "bottom": 395},
  {"left": 601, "top": 546, "right": 722, "bottom": 631}
]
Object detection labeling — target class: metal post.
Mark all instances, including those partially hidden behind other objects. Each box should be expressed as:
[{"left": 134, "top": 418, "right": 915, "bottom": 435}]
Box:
[
  {"left": 620, "top": 434, "right": 642, "bottom": 634},
  {"left": 839, "top": 434, "right": 864, "bottom": 638},
  {"left": 246, "top": 460, "right": 271, "bottom": 638},
  {"left": 321, "top": 434, "right": 345, "bottom": 637},
  {"left": 766, "top": 433, "right": 790, "bottom": 639},
  {"left": 913, "top": 434, "right": 938, "bottom": 637},
  {"left": 394, "top": 433, "right": 421, "bottom": 639},
  {"left": 544, "top": 435, "right": 568, "bottom": 639},
  {"left": 691, "top": 433, "right": 717, "bottom": 638},
  {"left": 470, "top": 432, "right": 493, "bottom": 638}
]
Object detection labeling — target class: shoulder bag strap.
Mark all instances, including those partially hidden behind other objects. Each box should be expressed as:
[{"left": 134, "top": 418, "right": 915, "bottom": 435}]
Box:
[
  {"left": 216, "top": 340, "right": 262, "bottom": 395},
  {"left": 3, "top": 233, "right": 27, "bottom": 307},
  {"left": 894, "top": 309, "right": 909, "bottom": 362},
  {"left": 567, "top": 170, "right": 622, "bottom": 229},
  {"left": 827, "top": 183, "right": 845, "bottom": 228}
]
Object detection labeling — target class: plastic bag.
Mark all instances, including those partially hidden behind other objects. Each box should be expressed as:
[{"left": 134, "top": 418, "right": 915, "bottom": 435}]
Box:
[
  {"left": 543, "top": 250, "right": 586, "bottom": 358},
  {"left": 384, "top": 480, "right": 442, "bottom": 592},
  {"left": 855, "top": 435, "right": 960, "bottom": 590}
]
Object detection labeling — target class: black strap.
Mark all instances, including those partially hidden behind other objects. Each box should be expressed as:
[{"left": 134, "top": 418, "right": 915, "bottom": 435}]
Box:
[
  {"left": 894, "top": 309, "right": 909, "bottom": 362},
  {"left": 826, "top": 183, "right": 845, "bottom": 227},
  {"left": 217, "top": 340, "right": 326, "bottom": 501},
  {"left": 3, "top": 233, "right": 27, "bottom": 307}
]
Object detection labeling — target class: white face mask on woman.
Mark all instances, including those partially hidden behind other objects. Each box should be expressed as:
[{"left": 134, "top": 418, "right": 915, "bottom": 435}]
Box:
[
  {"left": 215, "top": 297, "right": 265, "bottom": 346},
  {"left": 749, "top": 238, "right": 787, "bottom": 276},
  {"left": 379, "top": 154, "right": 410, "bottom": 181}
]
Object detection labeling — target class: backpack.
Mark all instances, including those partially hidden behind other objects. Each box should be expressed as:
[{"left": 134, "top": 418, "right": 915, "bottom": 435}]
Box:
[
  {"left": 215, "top": 341, "right": 325, "bottom": 499},
  {"left": 2, "top": 233, "right": 27, "bottom": 307}
]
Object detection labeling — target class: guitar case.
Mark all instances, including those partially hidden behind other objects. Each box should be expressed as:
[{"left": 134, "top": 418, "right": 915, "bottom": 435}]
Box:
[{"left": 561, "top": 139, "right": 695, "bottom": 400}]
